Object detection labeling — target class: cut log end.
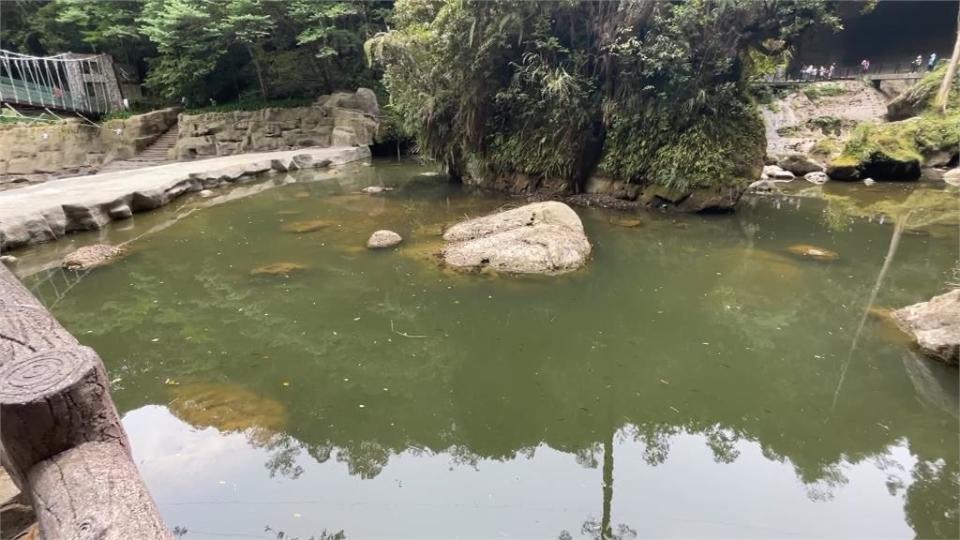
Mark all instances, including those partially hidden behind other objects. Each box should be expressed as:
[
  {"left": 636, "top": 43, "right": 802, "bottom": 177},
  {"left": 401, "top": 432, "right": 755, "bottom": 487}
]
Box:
[{"left": 0, "top": 347, "right": 96, "bottom": 404}]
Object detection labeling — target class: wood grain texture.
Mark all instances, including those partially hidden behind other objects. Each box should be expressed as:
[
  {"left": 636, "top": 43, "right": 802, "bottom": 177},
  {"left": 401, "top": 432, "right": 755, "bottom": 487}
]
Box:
[
  {"left": 29, "top": 442, "right": 172, "bottom": 540},
  {"left": 0, "top": 262, "right": 172, "bottom": 539}
]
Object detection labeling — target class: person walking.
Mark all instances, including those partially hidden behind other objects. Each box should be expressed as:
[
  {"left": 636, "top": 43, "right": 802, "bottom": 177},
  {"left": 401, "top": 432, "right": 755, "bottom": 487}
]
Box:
[
  {"left": 913, "top": 55, "right": 923, "bottom": 72},
  {"left": 828, "top": 63, "right": 836, "bottom": 79},
  {"left": 861, "top": 59, "right": 870, "bottom": 73},
  {"left": 928, "top": 52, "right": 938, "bottom": 70}
]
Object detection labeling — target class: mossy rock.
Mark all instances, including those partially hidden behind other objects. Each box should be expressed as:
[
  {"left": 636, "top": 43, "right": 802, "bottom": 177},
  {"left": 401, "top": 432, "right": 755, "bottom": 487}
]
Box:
[
  {"left": 826, "top": 155, "right": 862, "bottom": 181},
  {"left": 834, "top": 113, "right": 959, "bottom": 181}
]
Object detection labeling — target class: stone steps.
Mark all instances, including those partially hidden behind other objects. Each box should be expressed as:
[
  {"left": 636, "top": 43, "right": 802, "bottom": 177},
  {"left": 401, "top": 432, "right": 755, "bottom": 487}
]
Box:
[{"left": 99, "top": 125, "right": 179, "bottom": 173}]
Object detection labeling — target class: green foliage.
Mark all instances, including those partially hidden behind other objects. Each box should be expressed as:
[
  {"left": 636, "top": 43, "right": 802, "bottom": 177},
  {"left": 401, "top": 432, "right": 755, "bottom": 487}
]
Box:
[
  {"left": 1, "top": 0, "right": 389, "bottom": 106},
  {"left": 369, "top": 0, "right": 838, "bottom": 189},
  {"left": 802, "top": 83, "right": 846, "bottom": 101}
]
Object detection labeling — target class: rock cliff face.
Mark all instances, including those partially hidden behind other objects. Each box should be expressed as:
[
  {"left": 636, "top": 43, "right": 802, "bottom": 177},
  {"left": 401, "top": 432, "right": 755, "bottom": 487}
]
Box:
[
  {"left": 0, "top": 107, "right": 180, "bottom": 184},
  {"left": 174, "top": 89, "right": 379, "bottom": 160}
]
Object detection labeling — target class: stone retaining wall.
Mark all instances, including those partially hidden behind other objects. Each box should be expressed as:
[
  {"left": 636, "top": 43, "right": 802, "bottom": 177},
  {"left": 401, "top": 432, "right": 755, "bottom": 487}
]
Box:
[
  {"left": 174, "top": 88, "right": 379, "bottom": 160},
  {"left": 0, "top": 108, "right": 180, "bottom": 179}
]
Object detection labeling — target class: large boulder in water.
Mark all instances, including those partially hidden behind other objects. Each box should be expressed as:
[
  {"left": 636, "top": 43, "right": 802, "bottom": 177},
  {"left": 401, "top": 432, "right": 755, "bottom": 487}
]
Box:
[
  {"left": 893, "top": 289, "right": 960, "bottom": 365},
  {"left": 441, "top": 201, "right": 591, "bottom": 275}
]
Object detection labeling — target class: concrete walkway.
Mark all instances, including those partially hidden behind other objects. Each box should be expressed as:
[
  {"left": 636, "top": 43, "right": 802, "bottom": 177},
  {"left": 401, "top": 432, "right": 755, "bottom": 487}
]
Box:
[{"left": 0, "top": 146, "right": 370, "bottom": 251}]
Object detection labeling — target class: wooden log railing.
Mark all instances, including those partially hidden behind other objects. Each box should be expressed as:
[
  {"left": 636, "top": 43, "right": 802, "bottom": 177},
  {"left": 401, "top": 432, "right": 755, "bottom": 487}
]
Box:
[{"left": 0, "top": 262, "right": 171, "bottom": 539}]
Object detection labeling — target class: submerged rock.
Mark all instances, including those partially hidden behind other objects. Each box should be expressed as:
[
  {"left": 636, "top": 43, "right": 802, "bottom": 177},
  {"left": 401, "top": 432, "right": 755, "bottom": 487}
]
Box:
[
  {"left": 863, "top": 177, "right": 876, "bottom": 186},
  {"left": 367, "top": 230, "right": 403, "bottom": 249},
  {"left": 250, "top": 262, "right": 308, "bottom": 276},
  {"left": 610, "top": 217, "right": 643, "bottom": 228},
  {"left": 893, "top": 289, "right": 960, "bottom": 365},
  {"left": 784, "top": 244, "right": 839, "bottom": 262},
  {"left": 199, "top": 189, "right": 215, "bottom": 198},
  {"left": 778, "top": 154, "right": 824, "bottom": 176},
  {"left": 361, "top": 186, "right": 393, "bottom": 194},
  {"left": 441, "top": 201, "right": 591, "bottom": 275},
  {"left": 62, "top": 244, "right": 125, "bottom": 270},
  {"left": 280, "top": 219, "right": 334, "bottom": 233}
]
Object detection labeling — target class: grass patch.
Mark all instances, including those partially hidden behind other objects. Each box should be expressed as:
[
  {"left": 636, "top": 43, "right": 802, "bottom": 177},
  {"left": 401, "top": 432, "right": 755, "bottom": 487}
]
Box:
[
  {"left": 802, "top": 83, "right": 846, "bottom": 101},
  {"left": 810, "top": 137, "right": 841, "bottom": 158}
]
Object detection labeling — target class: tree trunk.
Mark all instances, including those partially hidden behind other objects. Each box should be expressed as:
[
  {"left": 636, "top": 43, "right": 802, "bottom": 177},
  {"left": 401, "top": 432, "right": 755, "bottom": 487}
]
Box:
[
  {"left": 246, "top": 44, "right": 269, "bottom": 100},
  {"left": 935, "top": 1, "right": 960, "bottom": 114}
]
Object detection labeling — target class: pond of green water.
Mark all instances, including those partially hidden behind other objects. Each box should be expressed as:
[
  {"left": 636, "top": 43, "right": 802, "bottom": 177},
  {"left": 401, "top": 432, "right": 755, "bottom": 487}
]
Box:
[{"left": 16, "top": 160, "right": 960, "bottom": 539}]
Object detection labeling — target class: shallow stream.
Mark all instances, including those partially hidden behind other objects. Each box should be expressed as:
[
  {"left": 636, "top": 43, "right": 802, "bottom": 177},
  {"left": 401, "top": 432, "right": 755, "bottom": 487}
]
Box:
[{"left": 14, "top": 160, "right": 960, "bottom": 539}]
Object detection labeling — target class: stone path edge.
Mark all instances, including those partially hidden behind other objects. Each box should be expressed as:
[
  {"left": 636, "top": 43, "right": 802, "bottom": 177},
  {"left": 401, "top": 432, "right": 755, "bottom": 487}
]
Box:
[{"left": 0, "top": 146, "right": 371, "bottom": 251}]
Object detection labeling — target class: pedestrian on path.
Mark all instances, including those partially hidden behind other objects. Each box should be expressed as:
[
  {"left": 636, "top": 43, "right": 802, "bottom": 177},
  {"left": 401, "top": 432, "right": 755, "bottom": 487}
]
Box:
[
  {"left": 913, "top": 55, "right": 923, "bottom": 72},
  {"left": 828, "top": 63, "right": 835, "bottom": 79},
  {"left": 928, "top": 52, "right": 938, "bottom": 71},
  {"left": 861, "top": 59, "right": 870, "bottom": 73}
]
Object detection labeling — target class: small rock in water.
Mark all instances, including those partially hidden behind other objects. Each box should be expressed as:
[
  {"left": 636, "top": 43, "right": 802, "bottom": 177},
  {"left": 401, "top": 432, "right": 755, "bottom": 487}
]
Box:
[
  {"left": 292, "top": 191, "right": 310, "bottom": 199},
  {"left": 281, "top": 219, "right": 334, "bottom": 233},
  {"left": 62, "top": 244, "right": 126, "bottom": 271},
  {"left": 366, "top": 230, "right": 403, "bottom": 249},
  {"left": 250, "top": 262, "right": 308, "bottom": 276},
  {"left": 804, "top": 171, "right": 829, "bottom": 185},
  {"left": 199, "top": 189, "right": 215, "bottom": 198},
  {"left": 862, "top": 177, "right": 876, "bottom": 186},
  {"left": 0, "top": 255, "right": 17, "bottom": 265},
  {"left": 785, "top": 244, "right": 839, "bottom": 262},
  {"left": 361, "top": 186, "right": 393, "bottom": 194}
]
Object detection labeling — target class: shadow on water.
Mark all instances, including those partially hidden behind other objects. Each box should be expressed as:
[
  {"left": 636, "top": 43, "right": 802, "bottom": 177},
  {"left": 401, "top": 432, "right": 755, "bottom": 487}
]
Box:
[{"left": 15, "top": 160, "right": 960, "bottom": 538}]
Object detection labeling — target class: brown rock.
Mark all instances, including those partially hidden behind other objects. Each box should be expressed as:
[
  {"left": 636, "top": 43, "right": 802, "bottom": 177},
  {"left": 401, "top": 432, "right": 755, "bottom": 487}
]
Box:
[
  {"left": 62, "top": 244, "right": 125, "bottom": 271},
  {"left": 280, "top": 219, "right": 334, "bottom": 233},
  {"left": 250, "top": 262, "right": 308, "bottom": 276}
]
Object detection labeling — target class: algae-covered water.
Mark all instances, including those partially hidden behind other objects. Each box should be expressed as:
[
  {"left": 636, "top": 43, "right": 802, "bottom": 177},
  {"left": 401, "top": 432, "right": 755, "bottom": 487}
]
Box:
[{"left": 16, "top": 161, "right": 960, "bottom": 539}]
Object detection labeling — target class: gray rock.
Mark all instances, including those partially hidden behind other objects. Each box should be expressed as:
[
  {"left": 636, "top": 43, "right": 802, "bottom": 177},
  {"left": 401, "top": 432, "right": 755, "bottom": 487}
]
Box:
[
  {"left": 441, "top": 201, "right": 591, "bottom": 275},
  {"left": 862, "top": 177, "right": 876, "bottom": 186},
  {"left": 108, "top": 203, "right": 133, "bottom": 219},
  {"left": 62, "top": 244, "right": 125, "bottom": 271},
  {"left": 0, "top": 255, "right": 17, "bottom": 265},
  {"left": 944, "top": 168, "right": 960, "bottom": 187},
  {"left": 361, "top": 186, "right": 393, "bottom": 194},
  {"left": 199, "top": 189, "right": 215, "bottom": 198},
  {"left": 893, "top": 289, "right": 960, "bottom": 365},
  {"left": 778, "top": 154, "right": 824, "bottom": 175},
  {"left": 805, "top": 171, "right": 829, "bottom": 184},
  {"left": 366, "top": 230, "right": 403, "bottom": 249},
  {"left": 762, "top": 165, "right": 795, "bottom": 180}
]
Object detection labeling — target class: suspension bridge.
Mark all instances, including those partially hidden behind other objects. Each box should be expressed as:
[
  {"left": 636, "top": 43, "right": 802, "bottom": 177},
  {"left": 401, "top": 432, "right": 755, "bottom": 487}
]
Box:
[{"left": 0, "top": 49, "right": 124, "bottom": 116}]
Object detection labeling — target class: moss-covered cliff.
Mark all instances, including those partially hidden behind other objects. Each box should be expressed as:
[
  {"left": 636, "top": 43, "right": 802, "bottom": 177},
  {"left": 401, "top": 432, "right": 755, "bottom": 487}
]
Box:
[{"left": 368, "top": 0, "right": 838, "bottom": 211}]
